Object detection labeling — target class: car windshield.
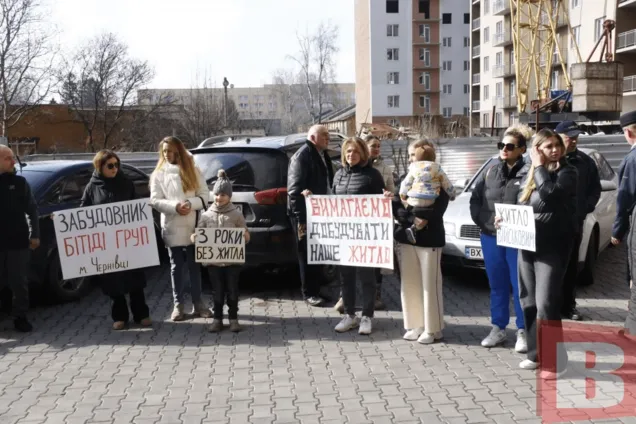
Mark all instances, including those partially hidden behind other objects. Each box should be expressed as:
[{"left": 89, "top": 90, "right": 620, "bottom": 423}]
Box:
[
  {"left": 193, "top": 150, "right": 287, "bottom": 191},
  {"left": 463, "top": 158, "right": 496, "bottom": 193},
  {"left": 15, "top": 169, "right": 53, "bottom": 193}
]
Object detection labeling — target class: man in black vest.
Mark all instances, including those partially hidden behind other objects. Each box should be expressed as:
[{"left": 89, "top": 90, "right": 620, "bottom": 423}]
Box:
[
  {"left": 287, "top": 125, "right": 334, "bottom": 306},
  {"left": 555, "top": 121, "right": 601, "bottom": 321},
  {"left": 0, "top": 145, "right": 39, "bottom": 332}
]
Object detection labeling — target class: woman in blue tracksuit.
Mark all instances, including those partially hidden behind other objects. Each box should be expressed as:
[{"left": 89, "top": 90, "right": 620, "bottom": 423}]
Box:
[{"left": 469, "top": 127, "right": 530, "bottom": 353}]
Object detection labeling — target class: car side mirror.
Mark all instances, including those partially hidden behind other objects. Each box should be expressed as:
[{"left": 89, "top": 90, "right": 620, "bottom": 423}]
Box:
[{"left": 601, "top": 180, "right": 617, "bottom": 192}]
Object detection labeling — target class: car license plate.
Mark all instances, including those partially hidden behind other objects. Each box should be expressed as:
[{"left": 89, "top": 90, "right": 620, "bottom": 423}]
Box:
[{"left": 465, "top": 246, "right": 484, "bottom": 260}]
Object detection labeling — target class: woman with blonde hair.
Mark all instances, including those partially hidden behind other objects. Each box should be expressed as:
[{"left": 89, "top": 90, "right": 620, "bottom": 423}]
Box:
[
  {"left": 150, "top": 136, "right": 211, "bottom": 321},
  {"left": 515, "top": 128, "right": 577, "bottom": 377}
]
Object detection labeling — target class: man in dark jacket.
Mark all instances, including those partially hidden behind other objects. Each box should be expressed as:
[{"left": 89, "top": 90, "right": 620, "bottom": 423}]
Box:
[
  {"left": 287, "top": 125, "right": 334, "bottom": 306},
  {"left": 556, "top": 121, "right": 601, "bottom": 321},
  {"left": 0, "top": 145, "right": 39, "bottom": 332}
]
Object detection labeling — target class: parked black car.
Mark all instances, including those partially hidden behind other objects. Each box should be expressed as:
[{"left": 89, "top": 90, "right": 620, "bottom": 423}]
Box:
[{"left": 11, "top": 160, "right": 163, "bottom": 303}]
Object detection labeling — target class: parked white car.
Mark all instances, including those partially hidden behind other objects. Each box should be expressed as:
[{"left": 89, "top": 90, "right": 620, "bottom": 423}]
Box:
[{"left": 442, "top": 148, "right": 618, "bottom": 286}]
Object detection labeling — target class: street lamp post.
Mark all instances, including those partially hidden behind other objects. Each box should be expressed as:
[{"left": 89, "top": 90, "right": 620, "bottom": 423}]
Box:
[{"left": 223, "top": 77, "right": 229, "bottom": 127}]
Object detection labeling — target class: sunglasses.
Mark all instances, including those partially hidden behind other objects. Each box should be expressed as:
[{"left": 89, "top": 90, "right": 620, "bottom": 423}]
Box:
[
  {"left": 497, "top": 142, "right": 518, "bottom": 151},
  {"left": 106, "top": 163, "right": 119, "bottom": 170}
]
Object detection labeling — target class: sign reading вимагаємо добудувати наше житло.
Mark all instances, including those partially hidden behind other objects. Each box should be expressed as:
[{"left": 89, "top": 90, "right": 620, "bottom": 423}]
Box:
[
  {"left": 305, "top": 195, "right": 394, "bottom": 269},
  {"left": 495, "top": 203, "right": 536, "bottom": 252},
  {"left": 52, "top": 199, "right": 160, "bottom": 280}
]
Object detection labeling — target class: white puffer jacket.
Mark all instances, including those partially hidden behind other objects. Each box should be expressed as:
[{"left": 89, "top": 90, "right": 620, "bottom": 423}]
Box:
[{"left": 150, "top": 163, "right": 210, "bottom": 248}]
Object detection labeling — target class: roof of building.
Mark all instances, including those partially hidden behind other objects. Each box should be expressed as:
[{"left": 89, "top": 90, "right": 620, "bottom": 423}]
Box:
[{"left": 322, "top": 104, "right": 356, "bottom": 123}]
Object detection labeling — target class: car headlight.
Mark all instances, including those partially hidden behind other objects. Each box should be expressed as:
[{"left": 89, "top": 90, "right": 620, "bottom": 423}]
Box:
[{"left": 444, "top": 221, "right": 456, "bottom": 236}]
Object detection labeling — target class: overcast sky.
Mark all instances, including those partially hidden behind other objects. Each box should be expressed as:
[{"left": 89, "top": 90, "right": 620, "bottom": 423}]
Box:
[{"left": 50, "top": 0, "right": 356, "bottom": 90}]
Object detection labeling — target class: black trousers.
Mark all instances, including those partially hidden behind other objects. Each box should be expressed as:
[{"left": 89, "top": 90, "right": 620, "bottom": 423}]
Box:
[
  {"left": 561, "top": 224, "right": 583, "bottom": 314},
  {"left": 291, "top": 217, "right": 323, "bottom": 299},
  {"left": 340, "top": 266, "right": 376, "bottom": 317},
  {"left": 208, "top": 266, "right": 241, "bottom": 320},
  {"left": 0, "top": 249, "right": 30, "bottom": 318},
  {"left": 111, "top": 289, "right": 149, "bottom": 323},
  {"left": 518, "top": 240, "right": 572, "bottom": 370}
]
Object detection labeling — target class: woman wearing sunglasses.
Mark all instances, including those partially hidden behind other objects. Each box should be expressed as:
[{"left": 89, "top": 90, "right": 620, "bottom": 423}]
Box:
[
  {"left": 469, "top": 125, "right": 531, "bottom": 352},
  {"left": 80, "top": 149, "right": 152, "bottom": 330}
]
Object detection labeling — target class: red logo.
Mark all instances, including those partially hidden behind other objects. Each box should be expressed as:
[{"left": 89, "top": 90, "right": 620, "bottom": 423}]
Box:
[{"left": 538, "top": 320, "right": 636, "bottom": 423}]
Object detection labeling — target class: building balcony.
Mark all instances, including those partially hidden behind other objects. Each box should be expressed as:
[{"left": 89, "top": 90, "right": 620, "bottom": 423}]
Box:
[
  {"left": 624, "top": 76, "right": 636, "bottom": 94},
  {"left": 492, "top": 31, "right": 513, "bottom": 47},
  {"left": 472, "top": 18, "right": 480, "bottom": 31},
  {"left": 413, "top": 37, "right": 440, "bottom": 46},
  {"left": 493, "top": 63, "right": 516, "bottom": 78},
  {"left": 472, "top": 101, "right": 481, "bottom": 111},
  {"left": 494, "top": 96, "right": 505, "bottom": 108},
  {"left": 472, "top": 45, "right": 480, "bottom": 58},
  {"left": 493, "top": 0, "right": 511, "bottom": 15},
  {"left": 413, "top": 62, "right": 440, "bottom": 70},
  {"left": 504, "top": 96, "right": 517, "bottom": 108},
  {"left": 618, "top": 29, "right": 636, "bottom": 52},
  {"left": 540, "top": 52, "right": 565, "bottom": 68},
  {"left": 414, "top": 86, "right": 441, "bottom": 94},
  {"left": 472, "top": 73, "right": 481, "bottom": 85},
  {"left": 539, "top": 13, "right": 567, "bottom": 28}
]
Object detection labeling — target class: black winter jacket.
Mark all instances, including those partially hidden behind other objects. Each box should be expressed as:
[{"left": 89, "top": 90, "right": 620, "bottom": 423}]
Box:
[
  {"left": 518, "top": 159, "right": 578, "bottom": 247},
  {"left": 566, "top": 149, "right": 601, "bottom": 227},
  {"left": 0, "top": 171, "right": 39, "bottom": 251},
  {"left": 80, "top": 171, "right": 146, "bottom": 297},
  {"left": 393, "top": 190, "right": 449, "bottom": 248},
  {"left": 332, "top": 162, "right": 385, "bottom": 196},
  {"left": 470, "top": 157, "right": 529, "bottom": 236},
  {"left": 287, "top": 140, "right": 335, "bottom": 224}
]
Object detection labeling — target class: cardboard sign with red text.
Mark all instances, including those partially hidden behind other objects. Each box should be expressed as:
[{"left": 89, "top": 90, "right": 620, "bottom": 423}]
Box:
[
  {"left": 52, "top": 199, "right": 160, "bottom": 280},
  {"left": 305, "top": 195, "right": 394, "bottom": 269}
]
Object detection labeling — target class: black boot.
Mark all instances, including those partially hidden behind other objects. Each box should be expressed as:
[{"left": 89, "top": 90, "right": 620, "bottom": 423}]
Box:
[{"left": 14, "top": 317, "right": 33, "bottom": 333}]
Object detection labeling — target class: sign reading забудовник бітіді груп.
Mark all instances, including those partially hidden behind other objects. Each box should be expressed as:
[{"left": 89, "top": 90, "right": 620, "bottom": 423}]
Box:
[
  {"left": 494, "top": 203, "right": 536, "bottom": 252},
  {"left": 52, "top": 199, "right": 160, "bottom": 280},
  {"left": 305, "top": 195, "right": 394, "bottom": 269}
]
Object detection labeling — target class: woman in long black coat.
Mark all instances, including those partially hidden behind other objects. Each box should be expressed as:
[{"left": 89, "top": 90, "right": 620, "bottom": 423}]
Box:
[{"left": 80, "top": 149, "right": 151, "bottom": 330}]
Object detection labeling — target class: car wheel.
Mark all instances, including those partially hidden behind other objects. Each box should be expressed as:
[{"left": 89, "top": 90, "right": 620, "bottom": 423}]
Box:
[
  {"left": 579, "top": 229, "right": 598, "bottom": 287},
  {"left": 46, "top": 250, "right": 93, "bottom": 303}
]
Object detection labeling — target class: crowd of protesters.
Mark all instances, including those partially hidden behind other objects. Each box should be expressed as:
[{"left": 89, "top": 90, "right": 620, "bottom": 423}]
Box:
[{"left": 4, "top": 113, "right": 636, "bottom": 378}]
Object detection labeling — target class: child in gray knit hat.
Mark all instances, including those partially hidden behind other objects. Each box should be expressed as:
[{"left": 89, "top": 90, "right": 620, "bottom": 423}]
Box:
[{"left": 192, "top": 169, "right": 250, "bottom": 333}]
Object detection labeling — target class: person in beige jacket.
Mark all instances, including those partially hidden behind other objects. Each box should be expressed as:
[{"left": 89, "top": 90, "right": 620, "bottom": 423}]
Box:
[{"left": 193, "top": 170, "right": 250, "bottom": 333}]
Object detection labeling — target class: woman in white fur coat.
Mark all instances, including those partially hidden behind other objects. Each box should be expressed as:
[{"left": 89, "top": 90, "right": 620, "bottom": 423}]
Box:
[{"left": 150, "top": 136, "right": 211, "bottom": 321}]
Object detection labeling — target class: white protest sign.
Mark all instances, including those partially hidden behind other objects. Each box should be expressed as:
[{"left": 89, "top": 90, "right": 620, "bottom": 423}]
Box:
[
  {"left": 194, "top": 227, "right": 245, "bottom": 264},
  {"left": 494, "top": 203, "right": 536, "bottom": 252},
  {"left": 53, "top": 199, "right": 160, "bottom": 280},
  {"left": 305, "top": 195, "right": 394, "bottom": 269}
]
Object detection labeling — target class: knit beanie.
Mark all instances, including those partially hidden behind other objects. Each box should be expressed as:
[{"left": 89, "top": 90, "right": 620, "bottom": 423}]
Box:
[{"left": 212, "top": 169, "right": 233, "bottom": 197}]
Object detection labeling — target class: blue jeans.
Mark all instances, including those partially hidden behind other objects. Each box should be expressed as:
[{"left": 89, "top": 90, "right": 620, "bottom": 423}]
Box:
[
  {"left": 167, "top": 245, "right": 202, "bottom": 305},
  {"left": 480, "top": 234, "right": 524, "bottom": 330}
]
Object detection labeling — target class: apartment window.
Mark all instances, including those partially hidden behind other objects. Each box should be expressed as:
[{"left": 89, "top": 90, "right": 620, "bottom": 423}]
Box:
[
  {"left": 386, "top": 0, "right": 398, "bottom": 13},
  {"left": 510, "top": 80, "right": 516, "bottom": 97},
  {"left": 389, "top": 118, "right": 400, "bottom": 127},
  {"left": 509, "top": 111, "right": 516, "bottom": 124},
  {"left": 419, "top": 95, "right": 431, "bottom": 112},
  {"left": 484, "top": 56, "right": 490, "bottom": 72},
  {"left": 595, "top": 17, "right": 605, "bottom": 42},
  {"left": 387, "top": 48, "right": 399, "bottom": 60},
  {"left": 484, "top": 85, "right": 490, "bottom": 100},
  {"left": 419, "top": 72, "right": 431, "bottom": 89},
  {"left": 443, "top": 107, "right": 453, "bottom": 118},
  {"left": 443, "top": 84, "right": 452, "bottom": 94},
  {"left": 496, "top": 21, "right": 503, "bottom": 35},
  {"left": 495, "top": 52, "right": 502, "bottom": 66},
  {"left": 495, "top": 112, "right": 502, "bottom": 127},
  {"left": 443, "top": 61, "right": 452, "bottom": 70},
  {"left": 571, "top": 26, "right": 580, "bottom": 48},
  {"left": 496, "top": 82, "right": 503, "bottom": 97},
  {"left": 464, "top": 60, "right": 469, "bottom": 71},
  {"left": 443, "top": 13, "right": 452, "bottom": 24},
  {"left": 571, "top": 0, "right": 579, "bottom": 7},
  {"left": 387, "top": 24, "right": 399, "bottom": 37},
  {"left": 551, "top": 70, "right": 559, "bottom": 89},
  {"left": 484, "top": 0, "right": 490, "bottom": 14},
  {"left": 483, "top": 113, "right": 490, "bottom": 128},
  {"left": 464, "top": 107, "right": 470, "bottom": 116},
  {"left": 387, "top": 72, "right": 400, "bottom": 84},
  {"left": 464, "top": 13, "right": 470, "bottom": 24},
  {"left": 420, "top": 48, "right": 431, "bottom": 66},
  {"left": 464, "top": 37, "right": 469, "bottom": 47},
  {"left": 484, "top": 27, "right": 490, "bottom": 43},
  {"left": 464, "top": 84, "right": 470, "bottom": 94},
  {"left": 419, "top": 24, "right": 431, "bottom": 41},
  {"left": 443, "top": 37, "right": 452, "bottom": 47},
  {"left": 388, "top": 95, "right": 400, "bottom": 108},
  {"left": 418, "top": 0, "right": 430, "bottom": 17}
]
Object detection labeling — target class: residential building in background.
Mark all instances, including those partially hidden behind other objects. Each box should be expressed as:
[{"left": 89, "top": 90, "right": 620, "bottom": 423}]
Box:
[
  {"left": 470, "top": 0, "right": 629, "bottom": 135},
  {"left": 354, "top": 0, "right": 471, "bottom": 133}
]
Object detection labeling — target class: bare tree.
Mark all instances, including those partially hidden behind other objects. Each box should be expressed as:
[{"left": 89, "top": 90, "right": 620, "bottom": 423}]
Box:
[
  {"left": 58, "top": 32, "right": 155, "bottom": 151},
  {"left": 179, "top": 74, "right": 226, "bottom": 146},
  {"left": 289, "top": 21, "right": 339, "bottom": 124},
  {"left": 0, "top": 0, "right": 57, "bottom": 137},
  {"left": 271, "top": 68, "right": 304, "bottom": 134}
]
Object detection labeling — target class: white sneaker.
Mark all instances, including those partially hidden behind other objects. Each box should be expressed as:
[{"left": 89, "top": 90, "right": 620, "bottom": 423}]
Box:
[
  {"left": 359, "top": 316, "right": 372, "bottom": 335},
  {"left": 515, "top": 329, "right": 528, "bottom": 353},
  {"left": 335, "top": 315, "right": 360, "bottom": 333},
  {"left": 519, "top": 359, "right": 539, "bottom": 370},
  {"left": 403, "top": 327, "right": 424, "bottom": 341},
  {"left": 417, "top": 331, "right": 443, "bottom": 345},
  {"left": 481, "top": 325, "right": 506, "bottom": 347}
]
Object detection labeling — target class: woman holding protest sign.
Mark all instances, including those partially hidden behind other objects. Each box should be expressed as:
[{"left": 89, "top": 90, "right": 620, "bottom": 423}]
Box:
[
  {"left": 515, "top": 128, "right": 577, "bottom": 377},
  {"left": 469, "top": 125, "right": 531, "bottom": 353},
  {"left": 150, "top": 136, "right": 211, "bottom": 322},
  {"left": 80, "top": 149, "right": 151, "bottom": 330},
  {"left": 393, "top": 139, "right": 448, "bottom": 344}
]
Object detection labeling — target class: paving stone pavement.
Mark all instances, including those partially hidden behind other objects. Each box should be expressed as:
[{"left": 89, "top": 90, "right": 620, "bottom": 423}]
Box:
[{"left": 0, "top": 245, "right": 635, "bottom": 424}]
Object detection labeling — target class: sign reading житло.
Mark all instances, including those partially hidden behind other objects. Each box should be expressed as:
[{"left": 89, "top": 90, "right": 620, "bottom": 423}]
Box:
[
  {"left": 495, "top": 203, "right": 536, "bottom": 252},
  {"left": 53, "top": 199, "right": 160, "bottom": 280},
  {"left": 305, "top": 195, "right": 394, "bottom": 269}
]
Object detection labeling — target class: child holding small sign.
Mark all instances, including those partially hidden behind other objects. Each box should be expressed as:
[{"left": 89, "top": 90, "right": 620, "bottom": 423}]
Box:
[{"left": 192, "top": 170, "right": 250, "bottom": 333}]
